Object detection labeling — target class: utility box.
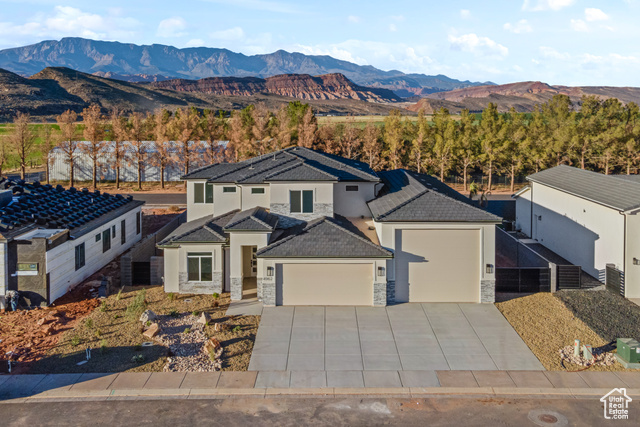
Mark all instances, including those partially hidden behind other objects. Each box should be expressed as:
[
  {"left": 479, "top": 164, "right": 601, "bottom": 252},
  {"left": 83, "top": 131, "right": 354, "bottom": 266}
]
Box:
[{"left": 616, "top": 338, "right": 640, "bottom": 368}]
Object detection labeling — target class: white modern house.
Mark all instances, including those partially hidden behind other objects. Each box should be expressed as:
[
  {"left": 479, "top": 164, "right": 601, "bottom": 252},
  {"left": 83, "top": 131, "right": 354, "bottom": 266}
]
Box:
[
  {"left": 0, "top": 180, "right": 144, "bottom": 307},
  {"left": 514, "top": 165, "right": 640, "bottom": 298},
  {"left": 159, "top": 147, "right": 500, "bottom": 306}
]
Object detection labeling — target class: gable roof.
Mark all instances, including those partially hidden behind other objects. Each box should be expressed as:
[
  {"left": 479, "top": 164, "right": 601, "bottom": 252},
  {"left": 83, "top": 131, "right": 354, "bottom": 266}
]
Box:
[
  {"left": 527, "top": 165, "right": 640, "bottom": 212},
  {"left": 257, "top": 216, "right": 393, "bottom": 258},
  {"left": 158, "top": 210, "right": 238, "bottom": 246},
  {"left": 181, "top": 147, "right": 379, "bottom": 183},
  {"left": 264, "top": 161, "right": 338, "bottom": 182},
  {"left": 224, "top": 206, "right": 278, "bottom": 231},
  {"left": 368, "top": 169, "right": 501, "bottom": 223}
]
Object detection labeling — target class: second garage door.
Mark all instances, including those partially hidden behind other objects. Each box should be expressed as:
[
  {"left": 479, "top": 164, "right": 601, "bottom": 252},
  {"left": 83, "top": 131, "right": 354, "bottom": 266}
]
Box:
[
  {"left": 276, "top": 263, "right": 374, "bottom": 306},
  {"left": 395, "top": 229, "right": 480, "bottom": 303}
]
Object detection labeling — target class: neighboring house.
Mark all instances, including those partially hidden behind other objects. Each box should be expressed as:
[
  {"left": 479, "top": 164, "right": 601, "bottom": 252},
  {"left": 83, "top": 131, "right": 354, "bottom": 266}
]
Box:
[
  {"left": 159, "top": 147, "right": 500, "bottom": 306},
  {"left": 514, "top": 165, "right": 640, "bottom": 298},
  {"left": 0, "top": 179, "right": 144, "bottom": 307}
]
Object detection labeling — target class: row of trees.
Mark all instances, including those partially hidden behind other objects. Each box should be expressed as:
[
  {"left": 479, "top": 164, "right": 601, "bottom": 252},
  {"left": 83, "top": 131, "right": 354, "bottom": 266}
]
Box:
[{"left": 1, "top": 94, "right": 639, "bottom": 192}]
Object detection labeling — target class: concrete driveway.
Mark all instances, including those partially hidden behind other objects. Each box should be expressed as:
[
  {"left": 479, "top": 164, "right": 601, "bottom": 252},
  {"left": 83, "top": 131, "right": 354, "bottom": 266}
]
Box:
[{"left": 248, "top": 303, "right": 544, "bottom": 371}]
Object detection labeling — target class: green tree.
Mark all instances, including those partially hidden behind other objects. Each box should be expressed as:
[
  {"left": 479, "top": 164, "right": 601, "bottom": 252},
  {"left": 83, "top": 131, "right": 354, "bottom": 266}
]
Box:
[
  {"left": 432, "top": 108, "right": 456, "bottom": 181},
  {"left": 382, "top": 109, "right": 405, "bottom": 169},
  {"left": 455, "top": 109, "right": 479, "bottom": 191},
  {"left": 409, "top": 109, "right": 431, "bottom": 174},
  {"left": 478, "top": 102, "right": 504, "bottom": 190}
]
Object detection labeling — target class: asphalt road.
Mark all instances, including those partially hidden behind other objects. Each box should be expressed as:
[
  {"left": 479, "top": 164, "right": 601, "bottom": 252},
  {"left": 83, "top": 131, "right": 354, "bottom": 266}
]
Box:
[{"left": 1, "top": 396, "right": 634, "bottom": 426}]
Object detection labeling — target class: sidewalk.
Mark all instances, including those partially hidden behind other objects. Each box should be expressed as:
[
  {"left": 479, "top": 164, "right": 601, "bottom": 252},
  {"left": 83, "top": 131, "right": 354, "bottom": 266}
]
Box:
[{"left": 1, "top": 370, "right": 639, "bottom": 402}]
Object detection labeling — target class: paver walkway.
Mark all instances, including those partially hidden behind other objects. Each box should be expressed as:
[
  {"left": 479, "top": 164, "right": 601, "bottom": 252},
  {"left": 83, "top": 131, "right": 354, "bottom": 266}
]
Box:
[{"left": 248, "top": 303, "right": 543, "bottom": 372}]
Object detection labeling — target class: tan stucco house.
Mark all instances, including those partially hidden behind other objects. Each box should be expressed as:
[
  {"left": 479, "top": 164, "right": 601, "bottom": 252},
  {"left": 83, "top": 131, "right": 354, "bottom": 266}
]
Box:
[{"left": 158, "top": 147, "right": 500, "bottom": 306}]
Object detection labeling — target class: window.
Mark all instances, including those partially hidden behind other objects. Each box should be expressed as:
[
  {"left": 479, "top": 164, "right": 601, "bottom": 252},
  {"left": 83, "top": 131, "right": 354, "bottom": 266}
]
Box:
[
  {"left": 223, "top": 186, "right": 236, "bottom": 193},
  {"left": 121, "top": 220, "right": 126, "bottom": 245},
  {"left": 187, "top": 252, "right": 213, "bottom": 281},
  {"left": 136, "top": 212, "right": 141, "bottom": 235},
  {"left": 102, "top": 229, "right": 111, "bottom": 253},
  {"left": 251, "top": 187, "right": 265, "bottom": 194},
  {"left": 290, "top": 190, "right": 313, "bottom": 213},
  {"left": 194, "top": 183, "right": 204, "bottom": 203},
  {"left": 205, "top": 183, "right": 214, "bottom": 203},
  {"left": 75, "top": 243, "right": 85, "bottom": 271},
  {"left": 111, "top": 225, "right": 116, "bottom": 238},
  {"left": 95, "top": 233, "right": 101, "bottom": 242},
  {"left": 346, "top": 185, "right": 359, "bottom": 192}
]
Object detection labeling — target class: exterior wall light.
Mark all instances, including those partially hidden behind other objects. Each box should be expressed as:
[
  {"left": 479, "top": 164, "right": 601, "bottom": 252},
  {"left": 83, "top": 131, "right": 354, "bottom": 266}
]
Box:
[
  {"left": 377, "top": 266, "right": 385, "bottom": 277},
  {"left": 267, "top": 266, "right": 274, "bottom": 277},
  {"left": 486, "top": 264, "right": 494, "bottom": 274},
  {"left": 634, "top": 258, "right": 640, "bottom": 266}
]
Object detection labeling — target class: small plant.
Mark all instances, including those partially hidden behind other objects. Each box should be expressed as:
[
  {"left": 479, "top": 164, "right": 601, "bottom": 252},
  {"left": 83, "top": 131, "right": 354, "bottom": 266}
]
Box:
[
  {"left": 94, "top": 329, "right": 102, "bottom": 338},
  {"left": 233, "top": 325, "right": 242, "bottom": 332},
  {"left": 70, "top": 336, "right": 81, "bottom": 347},
  {"left": 126, "top": 288, "right": 147, "bottom": 317},
  {"left": 131, "top": 354, "right": 145, "bottom": 364},
  {"left": 133, "top": 344, "right": 142, "bottom": 351},
  {"left": 192, "top": 310, "right": 200, "bottom": 317},
  {"left": 183, "top": 327, "right": 191, "bottom": 334},
  {"left": 212, "top": 292, "right": 220, "bottom": 308},
  {"left": 100, "top": 340, "right": 108, "bottom": 353},
  {"left": 85, "top": 318, "right": 94, "bottom": 329},
  {"left": 114, "top": 314, "right": 121, "bottom": 320},
  {"left": 116, "top": 289, "right": 123, "bottom": 301},
  {"left": 168, "top": 205, "right": 181, "bottom": 213},
  {"left": 167, "top": 292, "right": 175, "bottom": 301},
  {"left": 168, "top": 309, "right": 179, "bottom": 318},
  {"left": 212, "top": 292, "right": 220, "bottom": 299},
  {"left": 100, "top": 301, "right": 108, "bottom": 312},
  {"left": 146, "top": 320, "right": 151, "bottom": 327}
]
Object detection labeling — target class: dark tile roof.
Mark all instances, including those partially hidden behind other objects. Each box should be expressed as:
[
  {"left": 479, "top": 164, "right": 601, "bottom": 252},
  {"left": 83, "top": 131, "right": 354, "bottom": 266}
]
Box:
[
  {"left": 613, "top": 174, "right": 640, "bottom": 184},
  {"left": 181, "top": 147, "right": 379, "bottom": 183},
  {"left": 224, "top": 207, "right": 278, "bottom": 231},
  {"left": 264, "top": 161, "right": 337, "bottom": 182},
  {"left": 0, "top": 179, "right": 143, "bottom": 240},
  {"left": 368, "top": 169, "right": 501, "bottom": 223},
  {"left": 257, "top": 216, "right": 392, "bottom": 258},
  {"left": 158, "top": 210, "right": 238, "bottom": 246},
  {"left": 527, "top": 165, "right": 640, "bottom": 212}
]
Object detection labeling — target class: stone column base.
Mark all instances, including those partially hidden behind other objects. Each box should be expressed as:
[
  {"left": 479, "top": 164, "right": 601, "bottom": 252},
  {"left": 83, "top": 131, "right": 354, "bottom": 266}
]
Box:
[
  {"left": 373, "top": 282, "right": 387, "bottom": 306},
  {"left": 231, "top": 277, "right": 243, "bottom": 301},
  {"left": 262, "top": 280, "right": 276, "bottom": 306},
  {"left": 481, "top": 279, "right": 496, "bottom": 303}
]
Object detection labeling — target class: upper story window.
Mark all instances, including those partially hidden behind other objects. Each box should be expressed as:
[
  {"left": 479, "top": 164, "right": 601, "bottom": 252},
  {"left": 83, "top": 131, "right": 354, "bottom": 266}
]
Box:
[
  {"left": 251, "top": 188, "right": 265, "bottom": 194},
  {"left": 194, "top": 183, "right": 214, "bottom": 204},
  {"left": 346, "top": 185, "right": 359, "bottom": 192},
  {"left": 290, "top": 190, "right": 313, "bottom": 213},
  {"left": 223, "top": 186, "right": 237, "bottom": 193}
]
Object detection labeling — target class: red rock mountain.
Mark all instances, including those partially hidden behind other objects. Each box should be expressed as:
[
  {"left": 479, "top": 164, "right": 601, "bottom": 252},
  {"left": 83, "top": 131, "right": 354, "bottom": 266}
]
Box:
[{"left": 148, "top": 73, "right": 402, "bottom": 102}]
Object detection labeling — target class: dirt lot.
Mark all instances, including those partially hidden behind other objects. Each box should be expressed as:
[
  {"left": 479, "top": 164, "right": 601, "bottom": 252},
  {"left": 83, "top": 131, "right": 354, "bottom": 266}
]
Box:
[
  {"left": 25, "top": 287, "right": 259, "bottom": 374},
  {"left": 141, "top": 208, "right": 184, "bottom": 237},
  {"left": 496, "top": 292, "right": 628, "bottom": 371}
]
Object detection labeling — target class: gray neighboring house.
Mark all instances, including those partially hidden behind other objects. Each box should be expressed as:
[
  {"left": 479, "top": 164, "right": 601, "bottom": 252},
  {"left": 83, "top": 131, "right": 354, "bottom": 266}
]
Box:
[
  {"left": 159, "top": 147, "right": 501, "bottom": 306},
  {"left": 0, "top": 179, "right": 144, "bottom": 307}
]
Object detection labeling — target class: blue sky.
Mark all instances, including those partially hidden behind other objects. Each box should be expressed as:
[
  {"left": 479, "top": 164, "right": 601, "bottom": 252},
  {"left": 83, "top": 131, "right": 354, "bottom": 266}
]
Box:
[{"left": 1, "top": 0, "right": 639, "bottom": 86}]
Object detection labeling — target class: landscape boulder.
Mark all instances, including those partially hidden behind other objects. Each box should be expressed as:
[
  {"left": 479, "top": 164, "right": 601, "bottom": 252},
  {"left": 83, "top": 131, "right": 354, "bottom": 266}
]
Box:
[
  {"left": 143, "top": 323, "right": 161, "bottom": 338},
  {"left": 139, "top": 310, "right": 157, "bottom": 324},
  {"left": 197, "top": 312, "right": 211, "bottom": 325},
  {"left": 214, "top": 322, "right": 230, "bottom": 332}
]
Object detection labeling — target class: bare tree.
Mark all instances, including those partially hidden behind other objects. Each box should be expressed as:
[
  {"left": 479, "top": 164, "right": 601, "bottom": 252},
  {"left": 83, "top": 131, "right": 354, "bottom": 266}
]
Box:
[
  {"left": 341, "top": 117, "right": 362, "bottom": 159},
  {"left": 362, "top": 123, "right": 382, "bottom": 170},
  {"left": 200, "top": 110, "right": 226, "bottom": 164},
  {"left": 81, "top": 104, "right": 105, "bottom": 189},
  {"left": 251, "top": 104, "right": 272, "bottom": 155},
  {"left": 7, "top": 113, "right": 37, "bottom": 179},
  {"left": 127, "top": 112, "right": 148, "bottom": 191},
  {"left": 152, "top": 109, "right": 173, "bottom": 189},
  {"left": 227, "top": 110, "right": 245, "bottom": 162},
  {"left": 273, "top": 105, "right": 292, "bottom": 149},
  {"left": 56, "top": 110, "right": 79, "bottom": 187},
  {"left": 40, "top": 124, "right": 58, "bottom": 184},
  {"left": 297, "top": 107, "right": 317, "bottom": 148},
  {"left": 171, "top": 108, "right": 200, "bottom": 175},
  {"left": 109, "top": 108, "right": 128, "bottom": 190}
]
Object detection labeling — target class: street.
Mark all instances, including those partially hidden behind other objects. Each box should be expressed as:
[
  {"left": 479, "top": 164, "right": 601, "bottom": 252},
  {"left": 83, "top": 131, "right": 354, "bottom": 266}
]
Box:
[{"left": 1, "top": 396, "right": 635, "bottom": 426}]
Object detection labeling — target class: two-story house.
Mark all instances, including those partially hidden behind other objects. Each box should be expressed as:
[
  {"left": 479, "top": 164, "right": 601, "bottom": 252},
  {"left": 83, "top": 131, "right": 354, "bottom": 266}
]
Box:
[{"left": 158, "top": 147, "right": 500, "bottom": 306}]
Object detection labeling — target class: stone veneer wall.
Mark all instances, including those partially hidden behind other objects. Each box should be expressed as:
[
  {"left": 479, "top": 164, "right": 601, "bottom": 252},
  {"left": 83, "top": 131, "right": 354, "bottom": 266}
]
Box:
[
  {"left": 262, "top": 280, "right": 276, "bottom": 306},
  {"left": 386, "top": 281, "right": 395, "bottom": 305},
  {"left": 230, "top": 277, "right": 243, "bottom": 301},
  {"left": 373, "top": 282, "right": 387, "bottom": 306},
  {"left": 178, "top": 272, "right": 222, "bottom": 294},
  {"left": 257, "top": 278, "right": 264, "bottom": 300},
  {"left": 481, "top": 279, "right": 495, "bottom": 303},
  {"left": 269, "top": 203, "right": 333, "bottom": 227}
]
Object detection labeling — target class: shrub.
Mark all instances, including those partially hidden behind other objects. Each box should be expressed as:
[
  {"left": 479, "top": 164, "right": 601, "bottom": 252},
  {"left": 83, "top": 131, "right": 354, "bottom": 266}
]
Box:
[
  {"left": 192, "top": 310, "right": 200, "bottom": 317},
  {"left": 167, "top": 292, "right": 175, "bottom": 301},
  {"left": 146, "top": 320, "right": 151, "bottom": 327},
  {"left": 184, "top": 328, "right": 191, "bottom": 334},
  {"left": 85, "top": 318, "right": 94, "bottom": 329},
  {"left": 94, "top": 329, "right": 102, "bottom": 338},
  {"left": 100, "top": 340, "right": 108, "bottom": 353},
  {"left": 131, "top": 354, "right": 145, "bottom": 363},
  {"left": 126, "top": 289, "right": 147, "bottom": 317},
  {"left": 70, "top": 336, "right": 81, "bottom": 347},
  {"left": 233, "top": 325, "right": 241, "bottom": 333},
  {"left": 168, "top": 205, "right": 181, "bottom": 213},
  {"left": 116, "top": 289, "right": 123, "bottom": 301},
  {"left": 212, "top": 292, "right": 220, "bottom": 299},
  {"left": 114, "top": 314, "right": 121, "bottom": 320},
  {"left": 168, "top": 309, "right": 179, "bottom": 318},
  {"left": 100, "top": 301, "right": 108, "bottom": 312}
]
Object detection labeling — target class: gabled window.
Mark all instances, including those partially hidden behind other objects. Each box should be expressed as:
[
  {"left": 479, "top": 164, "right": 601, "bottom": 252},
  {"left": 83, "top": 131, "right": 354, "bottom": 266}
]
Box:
[
  {"left": 187, "top": 252, "right": 213, "bottom": 281},
  {"left": 290, "top": 190, "right": 313, "bottom": 213},
  {"left": 75, "top": 243, "right": 85, "bottom": 271},
  {"left": 194, "top": 183, "right": 204, "bottom": 203}
]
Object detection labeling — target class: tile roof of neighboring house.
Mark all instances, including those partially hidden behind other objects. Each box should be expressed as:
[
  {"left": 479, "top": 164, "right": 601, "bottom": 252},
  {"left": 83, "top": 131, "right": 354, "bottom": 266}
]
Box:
[
  {"left": 368, "top": 169, "right": 501, "bottom": 223},
  {"left": 181, "top": 147, "right": 379, "bottom": 183},
  {"left": 0, "top": 179, "right": 144, "bottom": 241},
  {"left": 257, "top": 216, "right": 393, "bottom": 258},
  {"left": 613, "top": 174, "right": 640, "bottom": 184},
  {"left": 158, "top": 210, "right": 238, "bottom": 246},
  {"left": 264, "top": 161, "right": 338, "bottom": 182},
  {"left": 527, "top": 165, "right": 640, "bottom": 212},
  {"left": 224, "top": 207, "right": 279, "bottom": 231}
]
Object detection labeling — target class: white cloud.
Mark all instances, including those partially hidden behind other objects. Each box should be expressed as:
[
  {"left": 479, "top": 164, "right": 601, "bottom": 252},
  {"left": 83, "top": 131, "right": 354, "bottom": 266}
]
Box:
[
  {"left": 199, "top": 0, "right": 301, "bottom": 14},
  {"left": 156, "top": 17, "right": 187, "bottom": 38},
  {"left": 539, "top": 46, "right": 570, "bottom": 60},
  {"left": 448, "top": 33, "right": 508, "bottom": 58},
  {"left": 570, "top": 19, "right": 589, "bottom": 32},
  {"left": 522, "top": 0, "right": 575, "bottom": 11},
  {"left": 460, "top": 9, "right": 471, "bottom": 19},
  {"left": 503, "top": 19, "right": 533, "bottom": 33},
  {"left": 210, "top": 27, "right": 244, "bottom": 41},
  {"left": 347, "top": 15, "right": 360, "bottom": 23},
  {"left": 185, "top": 38, "right": 206, "bottom": 47},
  {"left": 389, "top": 23, "right": 397, "bottom": 32},
  {"left": 585, "top": 8, "right": 609, "bottom": 22}
]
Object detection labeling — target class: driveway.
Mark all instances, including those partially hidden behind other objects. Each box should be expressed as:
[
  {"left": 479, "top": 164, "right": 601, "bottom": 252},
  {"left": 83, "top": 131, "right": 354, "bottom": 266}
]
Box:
[{"left": 248, "top": 303, "right": 544, "bottom": 371}]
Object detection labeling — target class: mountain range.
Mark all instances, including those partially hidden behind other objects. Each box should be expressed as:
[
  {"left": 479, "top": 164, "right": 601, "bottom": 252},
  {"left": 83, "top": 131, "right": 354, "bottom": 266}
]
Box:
[{"left": 0, "top": 37, "right": 491, "bottom": 98}]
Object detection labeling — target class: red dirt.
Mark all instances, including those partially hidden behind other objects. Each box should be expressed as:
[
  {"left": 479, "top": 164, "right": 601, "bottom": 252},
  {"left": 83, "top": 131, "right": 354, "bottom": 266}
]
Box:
[{"left": 142, "top": 208, "right": 184, "bottom": 237}]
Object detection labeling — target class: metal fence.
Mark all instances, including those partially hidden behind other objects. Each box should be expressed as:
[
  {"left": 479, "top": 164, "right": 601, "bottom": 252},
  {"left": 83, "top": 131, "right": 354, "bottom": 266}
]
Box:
[
  {"left": 605, "top": 263, "right": 624, "bottom": 296},
  {"left": 496, "top": 267, "right": 551, "bottom": 293}
]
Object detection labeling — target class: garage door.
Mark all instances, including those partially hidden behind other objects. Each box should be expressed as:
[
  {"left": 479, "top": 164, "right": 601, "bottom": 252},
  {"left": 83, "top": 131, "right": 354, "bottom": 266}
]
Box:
[
  {"left": 395, "top": 229, "right": 480, "bottom": 303},
  {"left": 276, "top": 263, "right": 373, "bottom": 306}
]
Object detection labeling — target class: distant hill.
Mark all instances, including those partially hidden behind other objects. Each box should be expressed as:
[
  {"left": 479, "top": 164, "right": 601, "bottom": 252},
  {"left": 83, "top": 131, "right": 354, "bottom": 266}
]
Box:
[
  {"left": 408, "top": 81, "right": 640, "bottom": 113},
  {"left": 0, "top": 67, "right": 407, "bottom": 120},
  {"left": 0, "top": 37, "right": 491, "bottom": 97}
]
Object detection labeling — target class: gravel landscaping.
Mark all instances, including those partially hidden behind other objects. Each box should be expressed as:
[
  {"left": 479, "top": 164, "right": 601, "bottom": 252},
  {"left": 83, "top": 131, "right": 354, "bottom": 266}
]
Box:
[
  {"left": 496, "top": 293, "right": 625, "bottom": 371},
  {"left": 556, "top": 289, "right": 640, "bottom": 342},
  {"left": 26, "top": 286, "right": 259, "bottom": 374}
]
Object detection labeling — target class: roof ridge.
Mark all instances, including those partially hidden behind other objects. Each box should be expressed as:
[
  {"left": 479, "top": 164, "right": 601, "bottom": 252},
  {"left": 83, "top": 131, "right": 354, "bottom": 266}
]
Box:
[
  {"left": 263, "top": 159, "right": 338, "bottom": 180},
  {"left": 181, "top": 163, "right": 219, "bottom": 179},
  {"left": 256, "top": 217, "right": 324, "bottom": 254},
  {"left": 225, "top": 207, "right": 274, "bottom": 230},
  {"left": 237, "top": 156, "right": 298, "bottom": 181},
  {"left": 288, "top": 147, "right": 378, "bottom": 181},
  {"left": 325, "top": 217, "right": 392, "bottom": 254},
  {"left": 202, "top": 224, "right": 226, "bottom": 241}
]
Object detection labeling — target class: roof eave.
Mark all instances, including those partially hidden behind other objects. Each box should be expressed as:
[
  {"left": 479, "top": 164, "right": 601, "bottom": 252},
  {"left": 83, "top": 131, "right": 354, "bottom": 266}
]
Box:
[{"left": 528, "top": 178, "right": 626, "bottom": 212}]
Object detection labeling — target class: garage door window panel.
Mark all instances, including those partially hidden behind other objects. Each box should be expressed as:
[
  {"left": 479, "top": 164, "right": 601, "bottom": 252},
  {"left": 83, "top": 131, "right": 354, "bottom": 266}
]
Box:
[{"left": 187, "top": 252, "right": 213, "bottom": 281}]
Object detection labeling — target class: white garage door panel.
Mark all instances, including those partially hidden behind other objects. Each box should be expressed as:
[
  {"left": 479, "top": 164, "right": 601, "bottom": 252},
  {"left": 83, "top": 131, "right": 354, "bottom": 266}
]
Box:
[
  {"left": 278, "top": 263, "right": 373, "bottom": 306},
  {"left": 396, "top": 229, "right": 480, "bottom": 303}
]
